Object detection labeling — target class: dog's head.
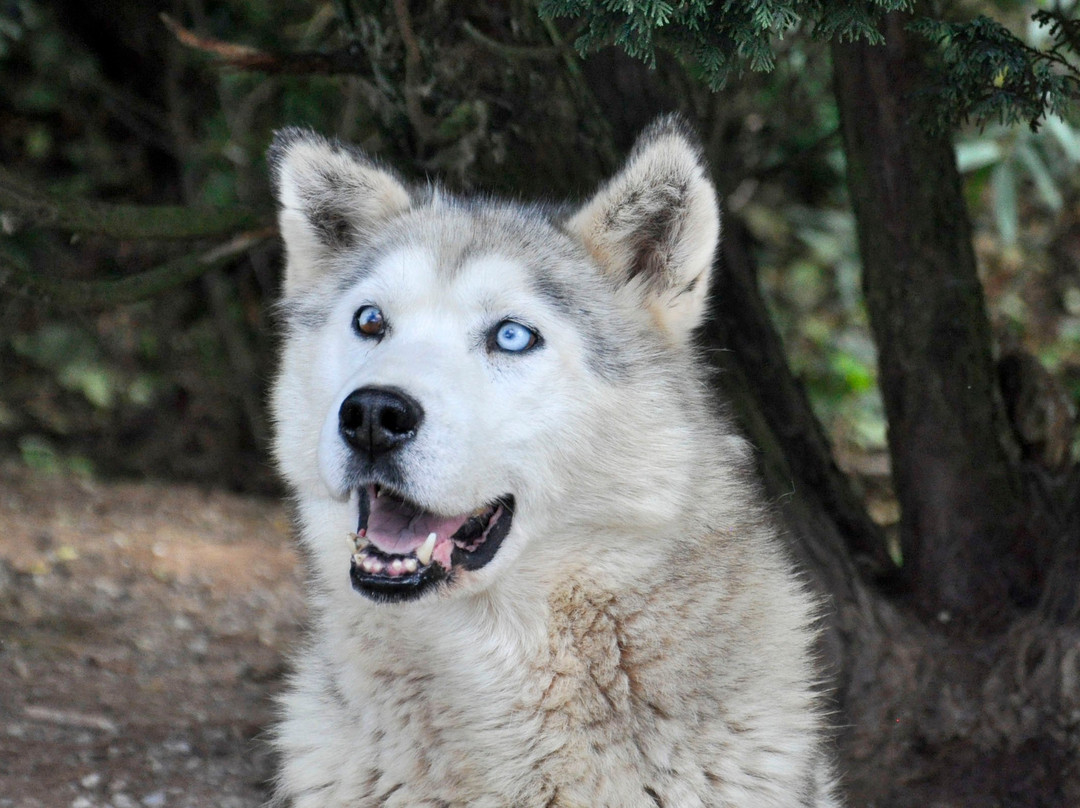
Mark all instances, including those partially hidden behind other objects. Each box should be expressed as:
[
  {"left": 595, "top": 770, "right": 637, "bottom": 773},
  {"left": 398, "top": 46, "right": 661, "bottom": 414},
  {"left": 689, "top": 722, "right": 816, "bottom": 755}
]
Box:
[{"left": 269, "top": 118, "right": 721, "bottom": 604}]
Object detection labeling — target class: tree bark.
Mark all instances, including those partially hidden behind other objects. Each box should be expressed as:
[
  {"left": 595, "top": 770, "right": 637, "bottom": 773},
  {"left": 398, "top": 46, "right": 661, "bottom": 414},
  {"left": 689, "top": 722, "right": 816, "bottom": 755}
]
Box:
[
  {"left": 704, "top": 218, "right": 894, "bottom": 577},
  {"left": 830, "top": 12, "right": 1030, "bottom": 623}
]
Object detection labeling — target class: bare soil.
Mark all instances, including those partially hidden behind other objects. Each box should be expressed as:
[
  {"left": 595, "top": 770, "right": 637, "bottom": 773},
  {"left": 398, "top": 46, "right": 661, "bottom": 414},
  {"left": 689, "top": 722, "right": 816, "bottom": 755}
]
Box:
[{"left": 0, "top": 463, "right": 305, "bottom": 808}]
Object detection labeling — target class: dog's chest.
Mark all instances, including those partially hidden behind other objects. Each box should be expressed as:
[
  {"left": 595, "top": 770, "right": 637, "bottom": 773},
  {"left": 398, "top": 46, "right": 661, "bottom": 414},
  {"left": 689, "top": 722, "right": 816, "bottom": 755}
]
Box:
[{"left": 343, "top": 586, "right": 680, "bottom": 806}]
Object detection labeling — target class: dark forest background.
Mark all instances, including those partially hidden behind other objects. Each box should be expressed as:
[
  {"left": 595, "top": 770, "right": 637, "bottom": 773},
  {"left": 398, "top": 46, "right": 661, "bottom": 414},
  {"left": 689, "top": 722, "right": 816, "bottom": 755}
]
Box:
[{"left": 2, "top": 1, "right": 1080, "bottom": 804}]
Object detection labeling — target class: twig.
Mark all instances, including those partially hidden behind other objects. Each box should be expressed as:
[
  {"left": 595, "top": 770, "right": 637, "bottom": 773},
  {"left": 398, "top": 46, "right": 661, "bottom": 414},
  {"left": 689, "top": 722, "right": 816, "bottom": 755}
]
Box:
[
  {"left": 0, "top": 166, "right": 265, "bottom": 240},
  {"left": 331, "top": 0, "right": 359, "bottom": 42},
  {"left": 392, "top": 0, "right": 435, "bottom": 145},
  {"left": 539, "top": 18, "right": 619, "bottom": 171},
  {"left": 540, "top": 16, "right": 585, "bottom": 82},
  {"left": 202, "top": 268, "right": 267, "bottom": 449},
  {"left": 24, "top": 705, "right": 118, "bottom": 734},
  {"left": 393, "top": 0, "right": 423, "bottom": 87},
  {"left": 0, "top": 228, "right": 274, "bottom": 308},
  {"left": 161, "top": 13, "right": 367, "bottom": 75},
  {"left": 461, "top": 21, "right": 559, "bottom": 61}
]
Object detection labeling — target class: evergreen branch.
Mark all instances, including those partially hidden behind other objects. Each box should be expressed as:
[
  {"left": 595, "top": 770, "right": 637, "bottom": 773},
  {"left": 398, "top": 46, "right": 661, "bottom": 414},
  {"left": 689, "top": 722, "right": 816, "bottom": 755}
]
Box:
[
  {"left": 161, "top": 13, "right": 368, "bottom": 75},
  {"left": 1034, "top": 6, "right": 1080, "bottom": 57},
  {"left": 537, "top": 1, "right": 1074, "bottom": 128},
  {"left": 0, "top": 167, "right": 266, "bottom": 240},
  {"left": 540, "top": 0, "right": 913, "bottom": 90},
  {"left": 911, "top": 14, "right": 1080, "bottom": 131},
  {"left": 0, "top": 228, "right": 274, "bottom": 308},
  {"left": 1011, "top": 15, "right": 1080, "bottom": 80}
]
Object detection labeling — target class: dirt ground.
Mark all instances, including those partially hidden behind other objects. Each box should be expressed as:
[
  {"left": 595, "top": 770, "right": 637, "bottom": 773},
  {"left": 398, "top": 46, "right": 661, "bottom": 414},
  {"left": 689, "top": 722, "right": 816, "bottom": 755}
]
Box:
[{"left": 0, "top": 462, "right": 305, "bottom": 808}]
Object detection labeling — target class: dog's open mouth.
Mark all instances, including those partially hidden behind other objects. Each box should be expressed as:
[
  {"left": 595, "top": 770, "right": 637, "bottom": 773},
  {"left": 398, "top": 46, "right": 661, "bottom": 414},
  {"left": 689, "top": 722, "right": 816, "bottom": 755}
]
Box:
[{"left": 347, "top": 484, "right": 514, "bottom": 602}]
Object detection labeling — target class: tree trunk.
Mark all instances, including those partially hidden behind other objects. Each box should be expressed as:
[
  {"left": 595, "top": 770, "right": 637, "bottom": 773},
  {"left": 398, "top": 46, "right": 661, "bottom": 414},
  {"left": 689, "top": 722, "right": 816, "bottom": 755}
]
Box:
[
  {"left": 707, "top": 215, "right": 1080, "bottom": 808},
  {"left": 830, "top": 12, "right": 1030, "bottom": 623},
  {"left": 705, "top": 218, "right": 893, "bottom": 577}
]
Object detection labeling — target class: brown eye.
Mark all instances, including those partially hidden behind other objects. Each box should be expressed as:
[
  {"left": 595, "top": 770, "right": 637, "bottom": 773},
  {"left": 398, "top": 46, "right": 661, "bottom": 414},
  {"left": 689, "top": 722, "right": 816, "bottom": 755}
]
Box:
[{"left": 353, "top": 305, "right": 385, "bottom": 338}]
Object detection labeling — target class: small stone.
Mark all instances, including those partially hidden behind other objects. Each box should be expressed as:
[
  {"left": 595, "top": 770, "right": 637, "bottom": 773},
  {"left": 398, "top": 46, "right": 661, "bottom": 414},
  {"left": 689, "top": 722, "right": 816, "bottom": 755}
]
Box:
[
  {"left": 81, "top": 772, "right": 103, "bottom": 789},
  {"left": 141, "top": 791, "right": 167, "bottom": 808}
]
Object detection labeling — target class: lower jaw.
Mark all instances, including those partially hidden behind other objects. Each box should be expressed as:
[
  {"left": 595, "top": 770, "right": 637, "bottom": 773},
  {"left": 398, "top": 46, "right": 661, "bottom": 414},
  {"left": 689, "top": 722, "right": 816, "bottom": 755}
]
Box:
[{"left": 349, "top": 558, "right": 447, "bottom": 603}]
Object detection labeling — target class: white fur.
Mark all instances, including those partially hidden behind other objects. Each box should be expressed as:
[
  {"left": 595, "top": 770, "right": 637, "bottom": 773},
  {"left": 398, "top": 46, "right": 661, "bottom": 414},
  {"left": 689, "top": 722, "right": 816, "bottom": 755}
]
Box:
[
  {"left": 567, "top": 123, "right": 720, "bottom": 345},
  {"left": 268, "top": 119, "right": 840, "bottom": 807}
]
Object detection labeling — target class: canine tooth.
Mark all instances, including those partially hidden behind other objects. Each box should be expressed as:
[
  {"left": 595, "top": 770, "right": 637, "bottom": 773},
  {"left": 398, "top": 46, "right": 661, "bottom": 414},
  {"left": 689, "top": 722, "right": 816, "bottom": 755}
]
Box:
[
  {"left": 404, "top": 558, "right": 418, "bottom": 573},
  {"left": 417, "top": 532, "right": 437, "bottom": 566}
]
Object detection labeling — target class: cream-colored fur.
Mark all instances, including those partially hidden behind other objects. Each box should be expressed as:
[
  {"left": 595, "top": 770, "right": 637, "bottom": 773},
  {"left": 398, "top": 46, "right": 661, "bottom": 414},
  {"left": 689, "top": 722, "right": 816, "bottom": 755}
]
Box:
[{"left": 268, "top": 117, "right": 840, "bottom": 807}]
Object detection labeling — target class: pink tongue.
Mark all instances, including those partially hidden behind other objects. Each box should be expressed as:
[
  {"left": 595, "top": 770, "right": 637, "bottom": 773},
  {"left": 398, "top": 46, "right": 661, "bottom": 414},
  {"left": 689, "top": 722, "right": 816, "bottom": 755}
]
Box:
[{"left": 366, "top": 494, "right": 466, "bottom": 555}]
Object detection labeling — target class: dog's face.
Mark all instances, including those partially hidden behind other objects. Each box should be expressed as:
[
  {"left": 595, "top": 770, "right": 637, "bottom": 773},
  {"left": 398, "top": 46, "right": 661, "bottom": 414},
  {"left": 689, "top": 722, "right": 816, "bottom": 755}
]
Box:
[{"left": 269, "top": 119, "right": 720, "bottom": 603}]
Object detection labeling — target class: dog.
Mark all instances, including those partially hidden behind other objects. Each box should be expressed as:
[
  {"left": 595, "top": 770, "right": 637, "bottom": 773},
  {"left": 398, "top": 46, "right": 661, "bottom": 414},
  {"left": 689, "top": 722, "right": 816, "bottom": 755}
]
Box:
[{"left": 266, "top": 116, "right": 840, "bottom": 807}]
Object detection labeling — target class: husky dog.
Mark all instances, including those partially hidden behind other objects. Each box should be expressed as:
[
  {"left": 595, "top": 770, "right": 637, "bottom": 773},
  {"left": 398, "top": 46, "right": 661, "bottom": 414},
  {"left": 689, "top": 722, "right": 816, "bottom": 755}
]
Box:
[{"left": 267, "top": 117, "right": 839, "bottom": 807}]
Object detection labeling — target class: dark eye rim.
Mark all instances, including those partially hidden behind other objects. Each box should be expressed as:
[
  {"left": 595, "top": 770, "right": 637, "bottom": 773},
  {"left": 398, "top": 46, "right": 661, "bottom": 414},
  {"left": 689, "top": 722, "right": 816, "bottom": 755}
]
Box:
[
  {"left": 353, "top": 304, "right": 386, "bottom": 339},
  {"left": 487, "top": 319, "right": 542, "bottom": 354}
]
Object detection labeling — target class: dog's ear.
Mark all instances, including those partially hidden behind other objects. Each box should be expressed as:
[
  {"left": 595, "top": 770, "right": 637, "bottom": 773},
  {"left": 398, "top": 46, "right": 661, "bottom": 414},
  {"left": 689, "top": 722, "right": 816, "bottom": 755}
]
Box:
[
  {"left": 567, "top": 116, "right": 720, "bottom": 343},
  {"left": 268, "top": 128, "right": 411, "bottom": 295}
]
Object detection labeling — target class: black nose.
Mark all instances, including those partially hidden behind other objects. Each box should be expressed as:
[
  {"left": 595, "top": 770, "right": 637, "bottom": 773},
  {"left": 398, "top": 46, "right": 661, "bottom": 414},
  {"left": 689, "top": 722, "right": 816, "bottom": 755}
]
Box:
[{"left": 338, "top": 387, "right": 423, "bottom": 456}]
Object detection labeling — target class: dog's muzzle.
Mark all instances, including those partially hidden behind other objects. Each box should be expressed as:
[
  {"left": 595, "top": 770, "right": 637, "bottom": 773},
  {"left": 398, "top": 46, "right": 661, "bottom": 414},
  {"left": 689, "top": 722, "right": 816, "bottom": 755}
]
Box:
[{"left": 333, "top": 387, "right": 514, "bottom": 601}]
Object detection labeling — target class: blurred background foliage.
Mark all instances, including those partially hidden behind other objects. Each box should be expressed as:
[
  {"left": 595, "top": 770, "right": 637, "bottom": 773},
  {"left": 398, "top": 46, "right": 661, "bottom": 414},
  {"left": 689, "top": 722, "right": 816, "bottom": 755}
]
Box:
[{"left": 0, "top": 0, "right": 1077, "bottom": 501}]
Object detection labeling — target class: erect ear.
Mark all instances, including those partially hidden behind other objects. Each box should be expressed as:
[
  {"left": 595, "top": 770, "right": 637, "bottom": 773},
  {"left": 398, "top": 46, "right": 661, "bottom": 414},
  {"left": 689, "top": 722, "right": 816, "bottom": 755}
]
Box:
[
  {"left": 567, "top": 116, "right": 720, "bottom": 343},
  {"left": 268, "top": 128, "right": 411, "bottom": 296}
]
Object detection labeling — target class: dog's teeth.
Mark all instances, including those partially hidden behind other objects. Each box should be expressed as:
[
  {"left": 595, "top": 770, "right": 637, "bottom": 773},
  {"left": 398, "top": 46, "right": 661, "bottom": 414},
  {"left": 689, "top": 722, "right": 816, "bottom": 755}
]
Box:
[
  {"left": 404, "top": 558, "right": 418, "bottom": 573},
  {"left": 390, "top": 559, "right": 404, "bottom": 575},
  {"left": 347, "top": 532, "right": 368, "bottom": 551},
  {"left": 417, "top": 532, "right": 437, "bottom": 566}
]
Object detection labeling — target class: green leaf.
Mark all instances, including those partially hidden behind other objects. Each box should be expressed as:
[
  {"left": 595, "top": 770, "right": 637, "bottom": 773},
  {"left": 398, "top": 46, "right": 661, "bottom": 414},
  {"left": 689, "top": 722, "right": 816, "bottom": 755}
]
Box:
[
  {"left": 1014, "top": 141, "right": 1063, "bottom": 211},
  {"left": 18, "top": 434, "right": 60, "bottom": 474},
  {"left": 1044, "top": 115, "right": 1080, "bottom": 164},
  {"left": 57, "top": 364, "right": 115, "bottom": 409},
  {"left": 991, "top": 159, "right": 1019, "bottom": 246},
  {"left": 955, "top": 139, "right": 1003, "bottom": 172}
]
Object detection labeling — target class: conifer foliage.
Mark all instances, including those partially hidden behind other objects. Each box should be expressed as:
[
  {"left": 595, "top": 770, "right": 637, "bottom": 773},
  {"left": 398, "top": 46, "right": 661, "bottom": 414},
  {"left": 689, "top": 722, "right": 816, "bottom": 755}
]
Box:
[{"left": 541, "top": 0, "right": 1079, "bottom": 128}]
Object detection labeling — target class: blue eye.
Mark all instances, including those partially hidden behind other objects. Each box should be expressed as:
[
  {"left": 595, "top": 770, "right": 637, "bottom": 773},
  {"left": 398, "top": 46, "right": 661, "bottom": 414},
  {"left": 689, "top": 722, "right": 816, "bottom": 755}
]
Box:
[
  {"left": 353, "top": 305, "right": 385, "bottom": 338},
  {"left": 491, "top": 320, "right": 539, "bottom": 353}
]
